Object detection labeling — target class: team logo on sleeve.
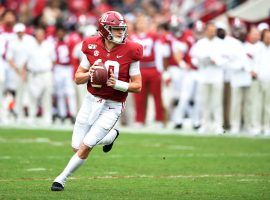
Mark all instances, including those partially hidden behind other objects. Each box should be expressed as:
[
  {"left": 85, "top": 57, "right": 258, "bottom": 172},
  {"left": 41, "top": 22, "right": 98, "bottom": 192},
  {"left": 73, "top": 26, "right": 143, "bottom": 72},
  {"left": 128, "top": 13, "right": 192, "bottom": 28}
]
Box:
[
  {"left": 88, "top": 44, "right": 97, "bottom": 49},
  {"left": 94, "top": 50, "right": 99, "bottom": 56}
]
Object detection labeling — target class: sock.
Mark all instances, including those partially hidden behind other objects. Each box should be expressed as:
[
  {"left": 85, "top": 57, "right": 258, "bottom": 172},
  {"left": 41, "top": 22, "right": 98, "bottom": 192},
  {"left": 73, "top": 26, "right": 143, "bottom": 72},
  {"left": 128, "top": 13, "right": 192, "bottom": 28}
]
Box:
[
  {"left": 97, "top": 129, "right": 117, "bottom": 145},
  {"left": 54, "top": 153, "right": 85, "bottom": 185}
]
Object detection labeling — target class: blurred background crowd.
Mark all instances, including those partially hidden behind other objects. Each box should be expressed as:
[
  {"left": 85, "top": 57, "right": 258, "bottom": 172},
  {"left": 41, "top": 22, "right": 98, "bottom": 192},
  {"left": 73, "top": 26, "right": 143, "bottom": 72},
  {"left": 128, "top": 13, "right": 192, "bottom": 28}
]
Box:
[{"left": 0, "top": 0, "right": 270, "bottom": 136}]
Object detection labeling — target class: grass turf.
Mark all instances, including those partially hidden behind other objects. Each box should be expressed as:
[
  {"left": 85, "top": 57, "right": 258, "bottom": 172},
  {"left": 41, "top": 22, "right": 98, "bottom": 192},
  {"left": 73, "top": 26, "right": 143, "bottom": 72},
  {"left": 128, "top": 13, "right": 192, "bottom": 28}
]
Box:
[{"left": 0, "top": 128, "right": 269, "bottom": 199}]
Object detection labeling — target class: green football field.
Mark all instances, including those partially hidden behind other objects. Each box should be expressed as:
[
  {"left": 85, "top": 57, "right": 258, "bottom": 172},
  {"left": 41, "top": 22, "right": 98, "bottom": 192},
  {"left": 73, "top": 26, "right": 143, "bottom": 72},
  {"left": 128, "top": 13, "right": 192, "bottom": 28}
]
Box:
[{"left": 0, "top": 128, "right": 270, "bottom": 200}]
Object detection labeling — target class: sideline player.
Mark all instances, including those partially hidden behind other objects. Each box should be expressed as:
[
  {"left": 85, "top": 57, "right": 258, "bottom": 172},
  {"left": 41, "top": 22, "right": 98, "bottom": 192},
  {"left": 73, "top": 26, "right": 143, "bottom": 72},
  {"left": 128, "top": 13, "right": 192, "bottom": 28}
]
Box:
[{"left": 51, "top": 11, "right": 143, "bottom": 191}]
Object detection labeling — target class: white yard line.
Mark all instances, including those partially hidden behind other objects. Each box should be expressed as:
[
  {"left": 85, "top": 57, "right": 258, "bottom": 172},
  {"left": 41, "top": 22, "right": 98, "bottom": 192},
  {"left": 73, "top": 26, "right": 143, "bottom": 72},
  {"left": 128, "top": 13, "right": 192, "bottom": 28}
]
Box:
[
  {"left": 2, "top": 153, "right": 270, "bottom": 160},
  {"left": 1, "top": 124, "right": 270, "bottom": 139},
  {"left": 0, "top": 173, "right": 269, "bottom": 182},
  {"left": 0, "top": 156, "right": 11, "bottom": 159},
  {"left": 0, "top": 137, "right": 64, "bottom": 146},
  {"left": 26, "top": 168, "right": 46, "bottom": 172}
]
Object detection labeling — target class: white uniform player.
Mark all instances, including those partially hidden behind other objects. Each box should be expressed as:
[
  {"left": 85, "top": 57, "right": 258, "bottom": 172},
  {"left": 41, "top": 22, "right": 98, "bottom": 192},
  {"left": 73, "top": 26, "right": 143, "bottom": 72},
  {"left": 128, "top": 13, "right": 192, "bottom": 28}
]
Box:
[
  {"left": 253, "top": 30, "right": 270, "bottom": 135},
  {"left": 244, "top": 28, "right": 262, "bottom": 135},
  {"left": 0, "top": 35, "right": 6, "bottom": 122},
  {"left": 54, "top": 27, "right": 77, "bottom": 123},
  {"left": 51, "top": 11, "right": 143, "bottom": 191},
  {"left": 72, "top": 42, "right": 86, "bottom": 110},
  {"left": 190, "top": 22, "right": 224, "bottom": 134},
  {"left": 224, "top": 36, "right": 251, "bottom": 133},
  {"left": 6, "top": 23, "right": 36, "bottom": 123},
  {"left": 0, "top": 28, "right": 16, "bottom": 123},
  {"left": 24, "top": 27, "right": 55, "bottom": 124}
]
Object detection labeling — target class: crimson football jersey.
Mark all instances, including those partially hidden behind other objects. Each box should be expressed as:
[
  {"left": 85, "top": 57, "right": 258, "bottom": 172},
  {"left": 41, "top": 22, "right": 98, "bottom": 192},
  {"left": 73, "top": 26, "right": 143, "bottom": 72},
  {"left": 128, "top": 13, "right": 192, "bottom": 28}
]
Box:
[
  {"left": 55, "top": 40, "right": 72, "bottom": 65},
  {"left": 162, "top": 33, "right": 184, "bottom": 67},
  {"left": 82, "top": 36, "right": 143, "bottom": 102},
  {"left": 130, "top": 32, "right": 157, "bottom": 67}
]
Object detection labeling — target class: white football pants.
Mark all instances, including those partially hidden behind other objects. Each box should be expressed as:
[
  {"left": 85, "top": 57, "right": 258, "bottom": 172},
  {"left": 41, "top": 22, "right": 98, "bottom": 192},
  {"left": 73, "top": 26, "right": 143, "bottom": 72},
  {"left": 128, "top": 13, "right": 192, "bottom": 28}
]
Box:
[
  {"left": 72, "top": 93, "right": 123, "bottom": 149},
  {"left": 230, "top": 86, "right": 251, "bottom": 131},
  {"left": 252, "top": 81, "right": 270, "bottom": 133},
  {"left": 27, "top": 71, "right": 53, "bottom": 124},
  {"left": 198, "top": 82, "right": 223, "bottom": 131},
  {"left": 54, "top": 65, "right": 77, "bottom": 118}
]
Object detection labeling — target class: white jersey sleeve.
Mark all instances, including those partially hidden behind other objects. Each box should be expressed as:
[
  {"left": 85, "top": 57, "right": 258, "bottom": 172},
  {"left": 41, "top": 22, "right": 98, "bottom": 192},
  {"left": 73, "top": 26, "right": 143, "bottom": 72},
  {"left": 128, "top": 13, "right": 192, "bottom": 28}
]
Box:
[
  {"left": 129, "top": 61, "right": 140, "bottom": 76},
  {"left": 80, "top": 54, "right": 90, "bottom": 69}
]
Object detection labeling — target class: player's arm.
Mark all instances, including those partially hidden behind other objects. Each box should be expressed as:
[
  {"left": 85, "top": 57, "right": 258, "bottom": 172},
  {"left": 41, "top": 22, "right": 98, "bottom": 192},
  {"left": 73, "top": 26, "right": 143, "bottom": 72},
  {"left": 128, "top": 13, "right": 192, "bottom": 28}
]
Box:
[
  {"left": 107, "top": 61, "right": 142, "bottom": 93},
  {"left": 6, "top": 44, "right": 20, "bottom": 74},
  {"left": 128, "top": 74, "right": 142, "bottom": 93},
  {"left": 74, "top": 66, "right": 90, "bottom": 84},
  {"left": 74, "top": 54, "right": 95, "bottom": 85},
  {"left": 8, "top": 59, "right": 20, "bottom": 74}
]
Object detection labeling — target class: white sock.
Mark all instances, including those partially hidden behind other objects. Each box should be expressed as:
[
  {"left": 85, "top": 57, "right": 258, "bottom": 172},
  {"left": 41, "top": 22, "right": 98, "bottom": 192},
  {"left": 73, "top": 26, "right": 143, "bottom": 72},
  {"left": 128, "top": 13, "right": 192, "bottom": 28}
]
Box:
[
  {"left": 54, "top": 153, "right": 85, "bottom": 185},
  {"left": 97, "top": 129, "right": 117, "bottom": 145}
]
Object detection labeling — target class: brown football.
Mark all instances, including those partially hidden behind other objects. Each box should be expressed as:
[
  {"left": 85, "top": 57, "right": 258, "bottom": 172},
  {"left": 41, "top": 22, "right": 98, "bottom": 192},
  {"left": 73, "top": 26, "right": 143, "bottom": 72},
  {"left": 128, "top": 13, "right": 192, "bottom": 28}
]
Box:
[{"left": 91, "top": 64, "right": 108, "bottom": 88}]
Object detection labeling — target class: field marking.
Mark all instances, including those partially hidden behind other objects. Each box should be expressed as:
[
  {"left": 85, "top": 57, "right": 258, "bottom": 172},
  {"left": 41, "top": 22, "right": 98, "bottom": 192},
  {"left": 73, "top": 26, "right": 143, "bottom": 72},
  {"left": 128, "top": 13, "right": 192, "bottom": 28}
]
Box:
[
  {"left": 0, "top": 173, "right": 269, "bottom": 182},
  {"left": 0, "top": 137, "right": 64, "bottom": 146},
  {"left": 167, "top": 145, "right": 195, "bottom": 150},
  {"left": 1, "top": 152, "right": 270, "bottom": 161},
  {"left": 0, "top": 156, "right": 11, "bottom": 159},
  {"left": 1, "top": 125, "right": 270, "bottom": 139},
  {"left": 26, "top": 168, "right": 46, "bottom": 172}
]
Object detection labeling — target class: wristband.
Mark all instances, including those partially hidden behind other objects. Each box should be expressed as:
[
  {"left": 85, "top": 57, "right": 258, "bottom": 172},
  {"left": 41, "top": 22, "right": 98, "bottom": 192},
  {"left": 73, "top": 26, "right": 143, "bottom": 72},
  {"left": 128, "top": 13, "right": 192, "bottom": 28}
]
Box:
[{"left": 113, "top": 80, "right": 129, "bottom": 92}]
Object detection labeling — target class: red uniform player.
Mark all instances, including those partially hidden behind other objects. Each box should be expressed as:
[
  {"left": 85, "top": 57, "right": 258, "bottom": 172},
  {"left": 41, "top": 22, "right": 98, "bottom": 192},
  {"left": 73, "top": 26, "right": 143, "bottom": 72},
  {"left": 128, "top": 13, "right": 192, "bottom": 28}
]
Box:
[
  {"left": 131, "top": 14, "right": 165, "bottom": 126},
  {"left": 51, "top": 11, "right": 143, "bottom": 191}
]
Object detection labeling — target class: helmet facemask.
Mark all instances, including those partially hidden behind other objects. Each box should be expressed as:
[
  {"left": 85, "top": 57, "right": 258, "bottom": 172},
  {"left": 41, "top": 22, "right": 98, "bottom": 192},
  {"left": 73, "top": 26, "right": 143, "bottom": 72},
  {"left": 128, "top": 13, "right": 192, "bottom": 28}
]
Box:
[{"left": 104, "top": 25, "right": 128, "bottom": 44}]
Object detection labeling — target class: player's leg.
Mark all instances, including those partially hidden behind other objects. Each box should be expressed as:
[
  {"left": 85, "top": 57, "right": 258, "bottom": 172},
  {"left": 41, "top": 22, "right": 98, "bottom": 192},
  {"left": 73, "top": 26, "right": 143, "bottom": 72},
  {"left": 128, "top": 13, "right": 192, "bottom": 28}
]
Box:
[
  {"left": 41, "top": 72, "right": 53, "bottom": 124},
  {"left": 169, "top": 66, "right": 183, "bottom": 104},
  {"left": 173, "top": 70, "right": 192, "bottom": 128},
  {"left": 230, "top": 87, "right": 241, "bottom": 133},
  {"left": 26, "top": 73, "right": 39, "bottom": 123},
  {"left": 212, "top": 83, "right": 224, "bottom": 134},
  {"left": 134, "top": 69, "right": 148, "bottom": 124},
  {"left": 192, "top": 81, "right": 201, "bottom": 129},
  {"left": 0, "top": 63, "right": 5, "bottom": 123},
  {"left": 83, "top": 101, "right": 122, "bottom": 148},
  {"left": 242, "top": 87, "right": 251, "bottom": 131},
  {"left": 52, "top": 100, "right": 122, "bottom": 191},
  {"left": 54, "top": 66, "right": 67, "bottom": 121},
  {"left": 198, "top": 83, "right": 210, "bottom": 133},
  {"left": 249, "top": 80, "right": 262, "bottom": 134},
  {"left": 65, "top": 67, "right": 77, "bottom": 122},
  {"left": 149, "top": 68, "right": 164, "bottom": 124},
  {"left": 223, "top": 82, "right": 231, "bottom": 130},
  {"left": 262, "top": 82, "right": 270, "bottom": 135},
  {"left": 51, "top": 94, "right": 94, "bottom": 190}
]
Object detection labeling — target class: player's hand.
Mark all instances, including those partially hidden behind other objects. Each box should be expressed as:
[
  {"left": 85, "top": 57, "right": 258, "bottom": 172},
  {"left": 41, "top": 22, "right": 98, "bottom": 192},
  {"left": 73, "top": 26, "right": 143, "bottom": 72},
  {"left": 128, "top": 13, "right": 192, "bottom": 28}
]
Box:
[
  {"left": 162, "top": 70, "right": 171, "bottom": 86},
  {"left": 250, "top": 71, "right": 257, "bottom": 80},
  {"left": 107, "top": 69, "right": 116, "bottom": 87},
  {"left": 21, "top": 69, "right": 27, "bottom": 82},
  {"left": 88, "top": 59, "right": 102, "bottom": 80}
]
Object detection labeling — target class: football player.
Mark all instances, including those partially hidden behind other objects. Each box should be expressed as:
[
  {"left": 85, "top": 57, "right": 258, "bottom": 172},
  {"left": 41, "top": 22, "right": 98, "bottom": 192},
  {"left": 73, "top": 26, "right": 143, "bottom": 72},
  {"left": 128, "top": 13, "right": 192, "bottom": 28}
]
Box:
[
  {"left": 51, "top": 11, "right": 143, "bottom": 191},
  {"left": 130, "top": 13, "right": 165, "bottom": 127},
  {"left": 53, "top": 25, "right": 77, "bottom": 123}
]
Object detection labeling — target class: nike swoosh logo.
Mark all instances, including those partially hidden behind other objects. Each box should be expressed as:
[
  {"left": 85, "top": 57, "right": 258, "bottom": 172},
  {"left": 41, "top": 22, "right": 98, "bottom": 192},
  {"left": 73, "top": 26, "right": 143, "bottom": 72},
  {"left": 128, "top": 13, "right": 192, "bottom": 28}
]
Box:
[{"left": 116, "top": 55, "right": 123, "bottom": 59}]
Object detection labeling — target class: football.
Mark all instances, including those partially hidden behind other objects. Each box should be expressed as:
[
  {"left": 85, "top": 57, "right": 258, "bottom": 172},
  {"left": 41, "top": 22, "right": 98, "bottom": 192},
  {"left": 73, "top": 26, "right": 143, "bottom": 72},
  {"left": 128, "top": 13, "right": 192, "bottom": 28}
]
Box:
[{"left": 91, "top": 62, "right": 108, "bottom": 88}]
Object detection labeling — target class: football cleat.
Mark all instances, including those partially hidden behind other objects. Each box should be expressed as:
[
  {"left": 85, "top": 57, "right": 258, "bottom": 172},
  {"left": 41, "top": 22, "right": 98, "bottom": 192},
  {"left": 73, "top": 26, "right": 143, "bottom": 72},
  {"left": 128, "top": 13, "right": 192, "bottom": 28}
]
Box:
[
  {"left": 103, "top": 129, "right": 119, "bottom": 153},
  {"left": 51, "top": 182, "right": 64, "bottom": 191},
  {"left": 174, "top": 124, "right": 182, "bottom": 129}
]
